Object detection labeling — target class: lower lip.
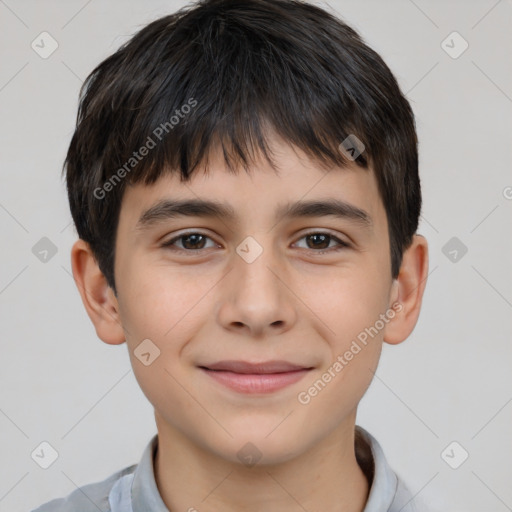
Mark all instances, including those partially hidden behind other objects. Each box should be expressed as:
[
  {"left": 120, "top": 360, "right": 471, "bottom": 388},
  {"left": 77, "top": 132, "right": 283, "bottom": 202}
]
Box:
[{"left": 200, "top": 368, "right": 311, "bottom": 394}]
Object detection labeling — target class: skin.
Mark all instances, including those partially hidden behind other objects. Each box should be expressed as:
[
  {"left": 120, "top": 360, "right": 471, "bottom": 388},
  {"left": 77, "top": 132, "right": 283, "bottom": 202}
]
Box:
[{"left": 71, "top": 135, "right": 428, "bottom": 512}]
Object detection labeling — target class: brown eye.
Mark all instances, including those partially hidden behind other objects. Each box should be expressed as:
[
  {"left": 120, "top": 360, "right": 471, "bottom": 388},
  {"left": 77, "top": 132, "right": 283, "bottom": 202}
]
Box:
[
  {"left": 295, "top": 232, "right": 350, "bottom": 254},
  {"left": 161, "top": 232, "right": 216, "bottom": 252},
  {"left": 306, "top": 233, "right": 330, "bottom": 250}
]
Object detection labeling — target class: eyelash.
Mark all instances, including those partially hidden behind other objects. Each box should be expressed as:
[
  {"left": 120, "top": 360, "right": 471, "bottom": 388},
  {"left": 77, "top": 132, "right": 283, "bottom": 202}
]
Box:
[{"left": 160, "top": 231, "right": 350, "bottom": 255}]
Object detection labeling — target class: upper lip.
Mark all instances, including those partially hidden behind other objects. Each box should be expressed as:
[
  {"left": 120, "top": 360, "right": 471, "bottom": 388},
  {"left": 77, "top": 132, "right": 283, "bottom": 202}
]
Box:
[{"left": 200, "top": 360, "right": 312, "bottom": 374}]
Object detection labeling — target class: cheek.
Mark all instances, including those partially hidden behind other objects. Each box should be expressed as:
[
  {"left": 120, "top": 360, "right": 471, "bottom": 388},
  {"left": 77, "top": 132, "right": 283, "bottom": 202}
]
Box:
[
  {"left": 116, "top": 267, "right": 207, "bottom": 412},
  {"left": 117, "top": 261, "right": 210, "bottom": 343},
  {"left": 296, "top": 279, "right": 386, "bottom": 426},
  {"left": 307, "top": 264, "right": 390, "bottom": 341},
  {"left": 302, "top": 265, "right": 389, "bottom": 396}
]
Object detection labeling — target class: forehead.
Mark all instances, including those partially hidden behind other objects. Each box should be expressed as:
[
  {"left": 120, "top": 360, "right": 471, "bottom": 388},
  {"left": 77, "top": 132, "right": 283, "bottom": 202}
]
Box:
[{"left": 119, "top": 140, "right": 384, "bottom": 230}]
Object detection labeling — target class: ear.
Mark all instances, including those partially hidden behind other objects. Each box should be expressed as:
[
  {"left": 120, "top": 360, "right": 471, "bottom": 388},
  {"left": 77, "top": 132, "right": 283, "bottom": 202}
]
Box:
[
  {"left": 70, "top": 239, "right": 126, "bottom": 345},
  {"left": 383, "top": 234, "right": 429, "bottom": 345}
]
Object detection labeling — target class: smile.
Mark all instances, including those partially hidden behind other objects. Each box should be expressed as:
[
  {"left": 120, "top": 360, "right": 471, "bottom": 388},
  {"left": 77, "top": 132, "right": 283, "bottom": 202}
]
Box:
[{"left": 198, "top": 360, "right": 313, "bottom": 394}]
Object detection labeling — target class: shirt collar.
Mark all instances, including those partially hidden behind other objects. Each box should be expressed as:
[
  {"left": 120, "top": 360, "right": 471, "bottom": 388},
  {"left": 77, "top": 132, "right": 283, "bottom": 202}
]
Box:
[
  {"left": 131, "top": 434, "right": 168, "bottom": 511},
  {"left": 129, "top": 425, "right": 399, "bottom": 512},
  {"left": 355, "top": 426, "right": 399, "bottom": 511}
]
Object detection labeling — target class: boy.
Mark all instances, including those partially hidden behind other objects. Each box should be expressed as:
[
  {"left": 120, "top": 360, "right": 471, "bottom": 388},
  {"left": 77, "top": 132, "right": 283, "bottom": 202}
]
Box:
[{"left": 34, "top": 0, "right": 429, "bottom": 510}]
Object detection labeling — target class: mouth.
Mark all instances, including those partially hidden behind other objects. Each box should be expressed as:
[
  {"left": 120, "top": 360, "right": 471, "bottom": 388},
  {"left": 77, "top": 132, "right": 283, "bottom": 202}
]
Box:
[{"left": 198, "top": 360, "right": 314, "bottom": 394}]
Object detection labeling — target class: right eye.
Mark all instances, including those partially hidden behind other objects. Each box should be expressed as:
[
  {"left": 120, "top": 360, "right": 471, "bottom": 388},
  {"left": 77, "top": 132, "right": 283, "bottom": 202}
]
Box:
[{"left": 160, "top": 232, "right": 218, "bottom": 253}]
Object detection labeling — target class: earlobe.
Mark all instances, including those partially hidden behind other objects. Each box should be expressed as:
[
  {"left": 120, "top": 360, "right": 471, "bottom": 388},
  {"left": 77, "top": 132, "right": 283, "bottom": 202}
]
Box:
[
  {"left": 70, "top": 239, "right": 126, "bottom": 345},
  {"left": 383, "top": 234, "right": 429, "bottom": 345}
]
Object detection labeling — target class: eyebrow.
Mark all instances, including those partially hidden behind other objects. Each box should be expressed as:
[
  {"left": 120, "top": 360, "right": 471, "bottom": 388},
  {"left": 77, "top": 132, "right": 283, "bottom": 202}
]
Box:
[{"left": 135, "top": 198, "right": 372, "bottom": 231}]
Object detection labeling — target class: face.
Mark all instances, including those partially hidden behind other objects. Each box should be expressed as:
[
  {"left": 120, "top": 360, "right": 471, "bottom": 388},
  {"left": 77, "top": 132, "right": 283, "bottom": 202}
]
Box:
[{"left": 112, "top": 139, "right": 399, "bottom": 464}]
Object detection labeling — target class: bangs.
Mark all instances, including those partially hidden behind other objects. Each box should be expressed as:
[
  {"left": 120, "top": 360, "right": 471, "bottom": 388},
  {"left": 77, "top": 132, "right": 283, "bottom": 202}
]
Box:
[
  {"left": 64, "top": 0, "right": 419, "bottom": 292},
  {"left": 78, "top": 4, "right": 372, "bottom": 193}
]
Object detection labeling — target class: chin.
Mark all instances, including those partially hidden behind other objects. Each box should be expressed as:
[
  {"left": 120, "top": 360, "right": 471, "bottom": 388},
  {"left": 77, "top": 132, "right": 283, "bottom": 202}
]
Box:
[{"left": 203, "top": 423, "right": 310, "bottom": 467}]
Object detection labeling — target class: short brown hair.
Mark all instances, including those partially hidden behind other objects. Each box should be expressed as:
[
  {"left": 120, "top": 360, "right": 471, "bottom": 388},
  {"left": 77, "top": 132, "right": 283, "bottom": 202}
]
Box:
[{"left": 64, "top": 0, "right": 421, "bottom": 294}]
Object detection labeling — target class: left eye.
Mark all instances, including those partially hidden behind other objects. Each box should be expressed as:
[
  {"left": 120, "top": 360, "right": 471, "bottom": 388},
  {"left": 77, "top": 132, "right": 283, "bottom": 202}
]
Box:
[
  {"left": 294, "top": 232, "right": 349, "bottom": 253},
  {"left": 161, "top": 231, "right": 349, "bottom": 254}
]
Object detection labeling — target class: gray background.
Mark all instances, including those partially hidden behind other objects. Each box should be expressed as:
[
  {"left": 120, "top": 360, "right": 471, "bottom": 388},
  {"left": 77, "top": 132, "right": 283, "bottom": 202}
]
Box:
[{"left": 1, "top": 1, "right": 511, "bottom": 511}]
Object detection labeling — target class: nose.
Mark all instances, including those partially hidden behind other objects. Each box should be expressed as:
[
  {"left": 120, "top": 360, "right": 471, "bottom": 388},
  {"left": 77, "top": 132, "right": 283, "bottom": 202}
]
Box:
[{"left": 215, "top": 240, "right": 297, "bottom": 338}]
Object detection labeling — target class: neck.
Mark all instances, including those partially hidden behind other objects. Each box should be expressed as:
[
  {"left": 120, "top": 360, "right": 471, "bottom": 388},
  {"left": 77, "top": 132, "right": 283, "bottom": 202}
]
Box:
[{"left": 154, "top": 412, "right": 370, "bottom": 512}]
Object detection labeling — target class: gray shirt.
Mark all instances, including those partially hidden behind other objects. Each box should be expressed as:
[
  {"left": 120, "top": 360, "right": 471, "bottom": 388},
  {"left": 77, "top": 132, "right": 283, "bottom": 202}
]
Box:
[{"left": 32, "top": 426, "right": 428, "bottom": 512}]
